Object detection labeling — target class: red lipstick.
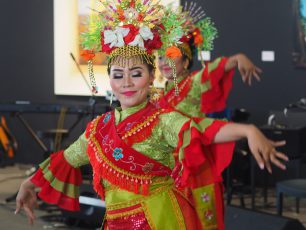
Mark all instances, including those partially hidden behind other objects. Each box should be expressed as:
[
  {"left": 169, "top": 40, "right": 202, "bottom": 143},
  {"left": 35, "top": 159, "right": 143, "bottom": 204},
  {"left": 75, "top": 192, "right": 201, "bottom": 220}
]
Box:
[{"left": 122, "top": 91, "right": 137, "bottom": 96}]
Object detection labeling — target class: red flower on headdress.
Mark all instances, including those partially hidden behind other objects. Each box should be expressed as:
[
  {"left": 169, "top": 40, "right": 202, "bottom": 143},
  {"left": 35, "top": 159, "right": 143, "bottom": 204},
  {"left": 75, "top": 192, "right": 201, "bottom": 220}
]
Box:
[
  {"left": 100, "top": 32, "right": 114, "bottom": 54},
  {"left": 192, "top": 28, "right": 203, "bottom": 46},
  {"left": 158, "top": 23, "right": 165, "bottom": 30},
  {"left": 122, "top": 24, "right": 139, "bottom": 44},
  {"left": 81, "top": 50, "right": 95, "bottom": 61},
  {"left": 179, "top": 34, "right": 191, "bottom": 44},
  {"left": 144, "top": 33, "right": 162, "bottom": 54}
]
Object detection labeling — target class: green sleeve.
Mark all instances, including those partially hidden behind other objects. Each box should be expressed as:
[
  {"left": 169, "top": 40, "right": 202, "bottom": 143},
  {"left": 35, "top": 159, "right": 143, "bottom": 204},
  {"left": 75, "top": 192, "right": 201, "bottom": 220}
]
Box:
[{"left": 64, "top": 132, "right": 90, "bottom": 168}]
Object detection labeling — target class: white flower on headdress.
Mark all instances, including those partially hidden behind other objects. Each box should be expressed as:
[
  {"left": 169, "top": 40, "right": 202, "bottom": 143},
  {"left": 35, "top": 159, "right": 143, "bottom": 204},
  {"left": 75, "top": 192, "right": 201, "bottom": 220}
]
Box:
[
  {"left": 104, "top": 27, "right": 130, "bottom": 48},
  {"left": 139, "top": 26, "right": 154, "bottom": 40},
  {"left": 129, "top": 26, "right": 153, "bottom": 48}
]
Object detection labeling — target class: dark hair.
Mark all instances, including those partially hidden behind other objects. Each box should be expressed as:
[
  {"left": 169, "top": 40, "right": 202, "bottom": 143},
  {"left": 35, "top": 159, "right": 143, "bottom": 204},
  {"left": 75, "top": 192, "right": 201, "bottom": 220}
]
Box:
[{"left": 184, "top": 36, "right": 196, "bottom": 70}]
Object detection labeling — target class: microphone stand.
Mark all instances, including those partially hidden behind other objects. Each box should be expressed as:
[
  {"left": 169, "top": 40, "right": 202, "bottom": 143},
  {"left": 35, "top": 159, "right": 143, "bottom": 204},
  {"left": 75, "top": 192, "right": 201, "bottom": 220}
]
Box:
[{"left": 70, "top": 53, "right": 96, "bottom": 120}]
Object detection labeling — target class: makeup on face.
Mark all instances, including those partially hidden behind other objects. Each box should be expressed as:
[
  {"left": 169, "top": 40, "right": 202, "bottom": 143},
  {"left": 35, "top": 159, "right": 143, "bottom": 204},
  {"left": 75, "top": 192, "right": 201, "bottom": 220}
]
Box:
[{"left": 109, "top": 63, "right": 154, "bottom": 110}]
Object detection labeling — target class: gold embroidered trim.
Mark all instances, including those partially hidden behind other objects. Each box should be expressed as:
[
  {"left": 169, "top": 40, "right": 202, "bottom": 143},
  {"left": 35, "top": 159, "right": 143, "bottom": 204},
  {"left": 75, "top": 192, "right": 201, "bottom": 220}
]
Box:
[
  {"left": 104, "top": 177, "right": 172, "bottom": 193},
  {"left": 167, "top": 190, "right": 186, "bottom": 230},
  {"left": 173, "top": 188, "right": 194, "bottom": 207},
  {"left": 121, "top": 110, "right": 162, "bottom": 140},
  {"left": 142, "top": 202, "right": 157, "bottom": 230},
  {"left": 88, "top": 116, "right": 153, "bottom": 181},
  {"left": 106, "top": 182, "right": 173, "bottom": 211},
  {"left": 167, "top": 76, "right": 192, "bottom": 103},
  {"left": 106, "top": 206, "right": 143, "bottom": 220}
]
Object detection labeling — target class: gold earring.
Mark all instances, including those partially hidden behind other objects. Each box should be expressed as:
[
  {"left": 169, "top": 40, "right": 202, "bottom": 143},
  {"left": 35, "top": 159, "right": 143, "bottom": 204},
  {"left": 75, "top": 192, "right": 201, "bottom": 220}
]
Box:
[
  {"left": 88, "top": 60, "right": 98, "bottom": 94},
  {"left": 149, "top": 85, "right": 161, "bottom": 103},
  {"left": 167, "top": 59, "right": 179, "bottom": 96}
]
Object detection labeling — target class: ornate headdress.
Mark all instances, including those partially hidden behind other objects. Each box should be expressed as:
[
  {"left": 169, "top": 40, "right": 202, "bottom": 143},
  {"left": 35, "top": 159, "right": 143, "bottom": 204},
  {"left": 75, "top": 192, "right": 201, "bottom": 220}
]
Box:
[
  {"left": 81, "top": 0, "right": 190, "bottom": 94},
  {"left": 169, "top": 2, "right": 218, "bottom": 63}
]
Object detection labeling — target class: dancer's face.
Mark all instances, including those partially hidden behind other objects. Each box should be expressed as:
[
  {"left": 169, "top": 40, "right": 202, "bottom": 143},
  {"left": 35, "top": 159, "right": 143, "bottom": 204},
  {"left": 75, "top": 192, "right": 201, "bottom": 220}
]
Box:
[
  {"left": 158, "top": 56, "right": 189, "bottom": 81},
  {"left": 109, "top": 59, "right": 154, "bottom": 110}
]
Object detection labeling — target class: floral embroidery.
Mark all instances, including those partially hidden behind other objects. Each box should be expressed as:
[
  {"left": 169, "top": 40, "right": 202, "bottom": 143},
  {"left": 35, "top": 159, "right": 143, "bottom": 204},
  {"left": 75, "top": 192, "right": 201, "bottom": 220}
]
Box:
[
  {"left": 112, "top": 147, "right": 124, "bottom": 161},
  {"left": 121, "top": 110, "right": 162, "bottom": 140},
  {"left": 125, "top": 122, "right": 137, "bottom": 131},
  {"left": 201, "top": 192, "right": 210, "bottom": 203},
  {"left": 142, "top": 163, "right": 154, "bottom": 174},
  {"left": 205, "top": 210, "right": 214, "bottom": 220},
  {"left": 103, "top": 113, "right": 111, "bottom": 123}
]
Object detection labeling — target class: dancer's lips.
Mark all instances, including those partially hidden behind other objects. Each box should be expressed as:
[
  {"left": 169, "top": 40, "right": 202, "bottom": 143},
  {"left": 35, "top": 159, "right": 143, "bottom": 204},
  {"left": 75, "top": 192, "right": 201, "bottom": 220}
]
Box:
[
  {"left": 122, "top": 91, "right": 137, "bottom": 96},
  {"left": 162, "top": 66, "right": 172, "bottom": 72}
]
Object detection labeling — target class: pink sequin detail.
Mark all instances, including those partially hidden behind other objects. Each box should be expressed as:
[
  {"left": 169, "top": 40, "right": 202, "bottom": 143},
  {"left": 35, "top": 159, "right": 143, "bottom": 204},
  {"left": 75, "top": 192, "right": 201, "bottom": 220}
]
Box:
[{"left": 107, "top": 212, "right": 151, "bottom": 230}]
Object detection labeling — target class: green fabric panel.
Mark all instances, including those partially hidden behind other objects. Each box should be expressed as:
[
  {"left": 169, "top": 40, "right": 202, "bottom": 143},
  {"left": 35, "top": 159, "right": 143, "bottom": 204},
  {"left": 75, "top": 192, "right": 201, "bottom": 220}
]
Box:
[
  {"left": 164, "top": 75, "right": 186, "bottom": 94},
  {"left": 200, "top": 80, "right": 211, "bottom": 94},
  {"left": 178, "top": 118, "right": 215, "bottom": 161},
  {"left": 175, "top": 71, "right": 203, "bottom": 118},
  {"left": 191, "top": 117, "right": 215, "bottom": 133},
  {"left": 179, "top": 128, "right": 191, "bottom": 161},
  {"left": 105, "top": 179, "right": 173, "bottom": 205},
  {"left": 40, "top": 162, "right": 80, "bottom": 198},
  {"left": 158, "top": 111, "right": 190, "bottom": 148},
  {"left": 64, "top": 133, "right": 90, "bottom": 168},
  {"left": 207, "top": 57, "right": 223, "bottom": 74},
  {"left": 170, "top": 70, "right": 210, "bottom": 118},
  {"left": 145, "top": 190, "right": 186, "bottom": 230},
  {"left": 105, "top": 187, "right": 144, "bottom": 205},
  {"left": 132, "top": 110, "right": 189, "bottom": 169},
  {"left": 192, "top": 184, "right": 216, "bottom": 209},
  {"left": 115, "top": 101, "right": 147, "bottom": 125},
  {"left": 192, "top": 184, "right": 218, "bottom": 228},
  {"left": 175, "top": 99, "right": 203, "bottom": 118},
  {"left": 105, "top": 183, "right": 186, "bottom": 229},
  {"left": 188, "top": 68, "right": 204, "bottom": 101},
  {"left": 39, "top": 157, "right": 50, "bottom": 169}
]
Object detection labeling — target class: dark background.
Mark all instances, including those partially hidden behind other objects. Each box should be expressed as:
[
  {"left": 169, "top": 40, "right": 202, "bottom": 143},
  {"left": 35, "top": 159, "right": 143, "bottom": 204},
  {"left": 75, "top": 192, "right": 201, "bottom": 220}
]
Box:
[{"left": 0, "top": 0, "right": 305, "bottom": 172}]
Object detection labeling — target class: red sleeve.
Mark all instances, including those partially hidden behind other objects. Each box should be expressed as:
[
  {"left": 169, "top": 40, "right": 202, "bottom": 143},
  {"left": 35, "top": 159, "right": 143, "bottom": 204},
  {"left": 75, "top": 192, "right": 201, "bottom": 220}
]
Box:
[
  {"left": 201, "top": 57, "right": 235, "bottom": 114},
  {"left": 175, "top": 119, "right": 235, "bottom": 189},
  {"left": 31, "top": 150, "right": 82, "bottom": 211}
]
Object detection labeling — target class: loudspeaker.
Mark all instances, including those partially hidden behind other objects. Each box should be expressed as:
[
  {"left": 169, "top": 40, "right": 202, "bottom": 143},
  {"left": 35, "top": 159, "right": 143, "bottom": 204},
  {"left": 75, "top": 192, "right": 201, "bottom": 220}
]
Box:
[
  {"left": 225, "top": 205, "right": 305, "bottom": 230},
  {"left": 61, "top": 183, "right": 106, "bottom": 228}
]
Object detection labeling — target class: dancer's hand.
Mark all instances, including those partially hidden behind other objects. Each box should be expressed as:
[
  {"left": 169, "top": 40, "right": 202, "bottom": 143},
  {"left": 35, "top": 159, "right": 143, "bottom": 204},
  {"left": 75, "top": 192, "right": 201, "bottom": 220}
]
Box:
[
  {"left": 214, "top": 123, "right": 289, "bottom": 173},
  {"left": 246, "top": 125, "right": 289, "bottom": 173},
  {"left": 225, "top": 53, "right": 262, "bottom": 86},
  {"left": 15, "top": 177, "right": 37, "bottom": 225},
  {"left": 237, "top": 54, "right": 262, "bottom": 86}
]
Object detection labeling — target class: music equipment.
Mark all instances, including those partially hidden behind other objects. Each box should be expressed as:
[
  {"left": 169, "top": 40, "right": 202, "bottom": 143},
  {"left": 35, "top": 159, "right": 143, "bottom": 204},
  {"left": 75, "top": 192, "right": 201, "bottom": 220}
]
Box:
[
  {"left": 261, "top": 125, "right": 306, "bottom": 159},
  {"left": 0, "top": 116, "right": 17, "bottom": 160},
  {"left": 261, "top": 110, "right": 306, "bottom": 159},
  {"left": 0, "top": 101, "right": 107, "bottom": 114},
  {"left": 225, "top": 205, "right": 305, "bottom": 230},
  {"left": 0, "top": 102, "right": 110, "bottom": 154},
  {"left": 268, "top": 110, "right": 306, "bottom": 129}
]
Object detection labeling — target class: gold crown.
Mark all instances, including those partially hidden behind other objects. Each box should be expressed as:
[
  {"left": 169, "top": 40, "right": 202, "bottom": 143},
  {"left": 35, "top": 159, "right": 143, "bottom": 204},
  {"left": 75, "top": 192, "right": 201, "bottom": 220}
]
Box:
[{"left": 108, "top": 45, "right": 156, "bottom": 69}]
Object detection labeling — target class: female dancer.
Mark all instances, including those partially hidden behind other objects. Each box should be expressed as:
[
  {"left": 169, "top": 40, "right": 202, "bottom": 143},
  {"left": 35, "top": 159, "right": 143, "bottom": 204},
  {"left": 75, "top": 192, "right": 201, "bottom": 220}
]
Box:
[{"left": 15, "top": 1, "right": 287, "bottom": 229}]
